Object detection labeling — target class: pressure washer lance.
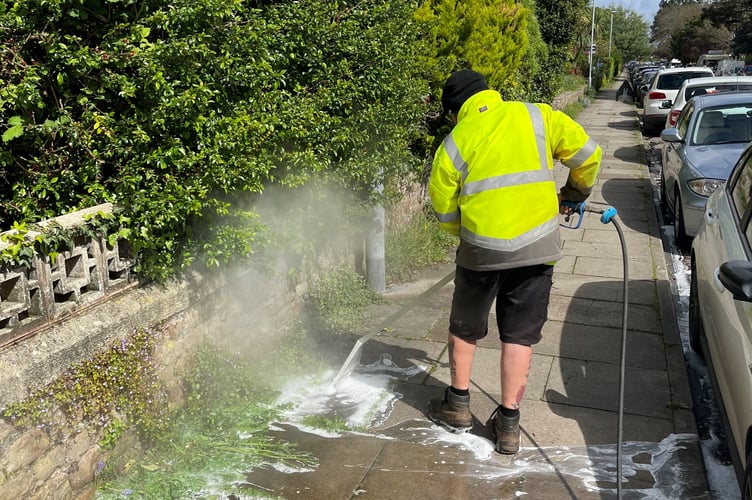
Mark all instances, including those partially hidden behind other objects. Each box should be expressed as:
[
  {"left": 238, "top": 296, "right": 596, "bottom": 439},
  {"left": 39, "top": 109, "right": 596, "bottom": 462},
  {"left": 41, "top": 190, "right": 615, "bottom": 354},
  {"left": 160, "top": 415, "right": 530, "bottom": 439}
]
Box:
[{"left": 562, "top": 201, "right": 628, "bottom": 499}]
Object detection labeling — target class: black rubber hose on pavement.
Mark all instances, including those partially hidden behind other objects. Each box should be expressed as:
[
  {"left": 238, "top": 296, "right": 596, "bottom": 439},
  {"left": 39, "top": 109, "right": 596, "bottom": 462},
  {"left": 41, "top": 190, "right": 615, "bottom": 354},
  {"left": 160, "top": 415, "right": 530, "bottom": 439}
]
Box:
[
  {"left": 563, "top": 204, "right": 628, "bottom": 499},
  {"left": 610, "top": 214, "right": 629, "bottom": 500}
]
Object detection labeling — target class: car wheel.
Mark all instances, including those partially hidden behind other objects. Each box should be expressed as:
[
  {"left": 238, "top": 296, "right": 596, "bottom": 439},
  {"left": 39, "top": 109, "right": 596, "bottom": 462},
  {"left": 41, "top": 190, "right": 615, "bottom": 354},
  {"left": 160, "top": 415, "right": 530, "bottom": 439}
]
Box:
[
  {"left": 688, "top": 261, "right": 705, "bottom": 359},
  {"left": 674, "top": 191, "right": 690, "bottom": 249},
  {"left": 743, "top": 451, "right": 752, "bottom": 500}
]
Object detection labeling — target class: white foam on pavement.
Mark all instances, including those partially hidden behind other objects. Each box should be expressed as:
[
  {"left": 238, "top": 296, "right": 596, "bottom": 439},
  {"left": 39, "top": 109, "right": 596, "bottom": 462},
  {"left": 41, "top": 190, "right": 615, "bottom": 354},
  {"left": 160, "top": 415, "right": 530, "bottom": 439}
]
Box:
[{"left": 268, "top": 352, "right": 732, "bottom": 497}]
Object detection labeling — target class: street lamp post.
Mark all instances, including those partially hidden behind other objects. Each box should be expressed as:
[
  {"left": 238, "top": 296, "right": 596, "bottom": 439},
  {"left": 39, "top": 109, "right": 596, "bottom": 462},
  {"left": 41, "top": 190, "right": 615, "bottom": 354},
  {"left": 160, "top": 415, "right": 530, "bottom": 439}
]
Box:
[
  {"left": 588, "top": 1, "right": 595, "bottom": 88},
  {"left": 608, "top": 11, "right": 614, "bottom": 58}
]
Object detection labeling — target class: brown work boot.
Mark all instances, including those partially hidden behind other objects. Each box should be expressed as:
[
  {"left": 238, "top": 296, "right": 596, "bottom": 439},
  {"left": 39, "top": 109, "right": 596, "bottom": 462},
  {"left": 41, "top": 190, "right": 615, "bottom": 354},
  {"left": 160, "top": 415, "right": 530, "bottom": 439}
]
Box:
[
  {"left": 489, "top": 406, "right": 520, "bottom": 454},
  {"left": 427, "top": 387, "right": 472, "bottom": 432}
]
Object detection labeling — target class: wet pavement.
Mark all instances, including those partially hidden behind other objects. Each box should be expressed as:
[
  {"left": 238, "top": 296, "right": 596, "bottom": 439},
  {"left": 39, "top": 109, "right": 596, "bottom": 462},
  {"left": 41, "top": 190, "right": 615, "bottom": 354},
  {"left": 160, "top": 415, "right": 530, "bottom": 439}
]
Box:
[{"left": 245, "top": 80, "right": 713, "bottom": 499}]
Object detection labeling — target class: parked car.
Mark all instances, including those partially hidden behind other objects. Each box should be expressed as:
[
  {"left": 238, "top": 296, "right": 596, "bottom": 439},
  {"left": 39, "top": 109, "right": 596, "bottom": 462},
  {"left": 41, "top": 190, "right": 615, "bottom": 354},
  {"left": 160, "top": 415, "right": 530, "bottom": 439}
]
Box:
[
  {"left": 642, "top": 66, "right": 715, "bottom": 136},
  {"left": 629, "top": 63, "right": 658, "bottom": 90},
  {"left": 689, "top": 140, "right": 752, "bottom": 494},
  {"left": 636, "top": 70, "right": 659, "bottom": 109},
  {"left": 630, "top": 63, "right": 659, "bottom": 86},
  {"left": 661, "top": 92, "right": 752, "bottom": 247},
  {"left": 664, "top": 76, "right": 752, "bottom": 129}
]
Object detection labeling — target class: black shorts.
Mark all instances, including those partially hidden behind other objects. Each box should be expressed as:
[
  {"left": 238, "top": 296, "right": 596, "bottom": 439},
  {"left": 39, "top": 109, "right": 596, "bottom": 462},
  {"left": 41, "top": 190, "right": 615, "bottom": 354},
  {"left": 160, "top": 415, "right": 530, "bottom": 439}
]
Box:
[{"left": 449, "top": 264, "right": 554, "bottom": 345}]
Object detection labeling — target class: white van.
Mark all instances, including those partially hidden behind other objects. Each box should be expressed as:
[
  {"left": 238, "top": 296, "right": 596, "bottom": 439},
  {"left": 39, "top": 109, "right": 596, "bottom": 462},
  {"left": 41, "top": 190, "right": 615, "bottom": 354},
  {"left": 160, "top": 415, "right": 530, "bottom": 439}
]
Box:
[
  {"left": 717, "top": 59, "right": 746, "bottom": 76},
  {"left": 697, "top": 50, "right": 732, "bottom": 74}
]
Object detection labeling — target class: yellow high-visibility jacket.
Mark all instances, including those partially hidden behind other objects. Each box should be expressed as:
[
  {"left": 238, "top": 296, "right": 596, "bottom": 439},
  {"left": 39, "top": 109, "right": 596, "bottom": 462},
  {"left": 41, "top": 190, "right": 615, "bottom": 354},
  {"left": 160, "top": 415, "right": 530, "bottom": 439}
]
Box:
[{"left": 429, "top": 89, "right": 602, "bottom": 270}]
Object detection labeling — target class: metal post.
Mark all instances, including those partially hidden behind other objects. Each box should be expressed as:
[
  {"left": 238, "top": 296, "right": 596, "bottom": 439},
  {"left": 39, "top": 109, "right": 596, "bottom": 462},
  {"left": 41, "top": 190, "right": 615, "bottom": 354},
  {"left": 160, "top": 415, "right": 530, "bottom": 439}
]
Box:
[
  {"left": 609, "top": 11, "right": 614, "bottom": 58},
  {"left": 588, "top": 1, "right": 595, "bottom": 89},
  {"left": 366, "top": 204, "right": 385, "bottom": 293},
  {"left": 366, "top": 179, "right": 385, "bottom": 293}
]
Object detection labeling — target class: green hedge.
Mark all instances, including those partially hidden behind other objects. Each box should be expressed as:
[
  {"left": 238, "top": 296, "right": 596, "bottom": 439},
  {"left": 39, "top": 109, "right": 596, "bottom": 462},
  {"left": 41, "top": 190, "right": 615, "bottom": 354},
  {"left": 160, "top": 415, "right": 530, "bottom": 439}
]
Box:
[{"left": 1, "top": 0, "right": 587, "bottom": 281}]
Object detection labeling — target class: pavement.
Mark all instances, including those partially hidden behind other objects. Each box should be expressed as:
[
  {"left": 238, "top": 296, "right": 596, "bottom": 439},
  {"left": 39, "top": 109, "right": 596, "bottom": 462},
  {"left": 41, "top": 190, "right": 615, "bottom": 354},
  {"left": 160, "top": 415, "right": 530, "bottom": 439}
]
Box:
[{"left": 245, "top": 79, "right": 712, "bottom": 499}]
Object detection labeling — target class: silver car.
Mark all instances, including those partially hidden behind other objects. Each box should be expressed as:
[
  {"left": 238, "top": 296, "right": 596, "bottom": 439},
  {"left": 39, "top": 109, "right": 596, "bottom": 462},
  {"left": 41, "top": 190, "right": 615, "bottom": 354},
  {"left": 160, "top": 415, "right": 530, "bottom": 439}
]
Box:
[
  {"left": 690, "top": 141, "right": 752, "bottom": 494},
  {"left": 661, "top": 92, "right": 752, "bottom": 247}
]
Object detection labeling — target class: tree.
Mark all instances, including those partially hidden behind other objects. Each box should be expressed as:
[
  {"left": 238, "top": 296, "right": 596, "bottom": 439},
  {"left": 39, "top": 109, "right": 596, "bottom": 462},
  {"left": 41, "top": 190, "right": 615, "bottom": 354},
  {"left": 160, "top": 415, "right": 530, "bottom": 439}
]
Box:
[
  {"left": 415, "top": 0, "right": 530, "bottom": 94},
  {"left": 651, "top": 1, "right": 707, "bottom": 60},
  {"left": 672, "top": 16, "right": 733, "bottom": 63},
  {"left": 611, "top": 9, "right": 652, "bottom": 61},
  {"left": 536, "top": 0, "right": 586, "bottom": 48},
  {"left": 704, "top": 0, "right": 752, "bottom": 56},
  {"left": 530, "top": 0, "right": 586, "bottom": 100}
]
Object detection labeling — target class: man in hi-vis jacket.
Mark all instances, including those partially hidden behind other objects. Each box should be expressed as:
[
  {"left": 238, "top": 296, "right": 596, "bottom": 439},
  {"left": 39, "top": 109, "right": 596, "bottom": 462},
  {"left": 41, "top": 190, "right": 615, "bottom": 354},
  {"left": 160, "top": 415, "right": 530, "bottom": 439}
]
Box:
[{"left": 427, "top": 69, "right": 602, "bottom": 454}]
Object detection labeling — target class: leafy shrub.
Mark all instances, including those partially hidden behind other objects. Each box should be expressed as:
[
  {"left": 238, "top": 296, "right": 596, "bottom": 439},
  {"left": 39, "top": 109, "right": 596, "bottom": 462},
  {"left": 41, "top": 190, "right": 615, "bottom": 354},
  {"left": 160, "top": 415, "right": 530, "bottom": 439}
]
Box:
[{"left": 0, "top": 0, "right": 429, "bottom": 281}]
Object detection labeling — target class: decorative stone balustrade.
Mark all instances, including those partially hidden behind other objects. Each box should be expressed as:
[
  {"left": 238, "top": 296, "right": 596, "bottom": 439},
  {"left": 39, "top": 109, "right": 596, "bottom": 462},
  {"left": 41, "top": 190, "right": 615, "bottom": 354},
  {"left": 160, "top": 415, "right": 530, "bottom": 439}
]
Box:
[{"left": 0, "top": 203, "right": 134, "bottom": 349}]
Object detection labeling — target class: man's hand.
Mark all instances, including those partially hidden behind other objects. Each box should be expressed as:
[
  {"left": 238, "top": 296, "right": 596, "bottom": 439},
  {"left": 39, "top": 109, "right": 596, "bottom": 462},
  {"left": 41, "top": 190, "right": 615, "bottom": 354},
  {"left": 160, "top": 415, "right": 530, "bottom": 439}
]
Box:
[{"left": 558, "top": 194, "right": 575, "bottom": 215}]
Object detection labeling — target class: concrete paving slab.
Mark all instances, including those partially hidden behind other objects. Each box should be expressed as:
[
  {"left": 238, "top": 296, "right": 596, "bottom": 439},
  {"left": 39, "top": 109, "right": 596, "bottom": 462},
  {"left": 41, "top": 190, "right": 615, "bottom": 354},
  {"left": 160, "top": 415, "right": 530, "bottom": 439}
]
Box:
[
  {"left": 562, "top": 238, "right": 653, "bottom": 261},
  {"left": 537, "top": 320, "right": 667, "bottom": 370},
  {"left": 573, "top": 254, "right": 655, "bottom": 280},
  {"left": 550, "top": 273, "right": 656, "bottom": 306},
  {"left": 358, "top": 336, "right": 447, "bottom": 385},
  {"left": 545, "top": 357, "right": 672, "bottom": 419},
  {"left": 582, "top": 226, "right": 653, "bottom": 247},
  {"left": 521, "top": 398, "right": 675, "bottom": 445},
  {"left": 244, "top": 427, "right": 387, "bottom": 499},
  {"left": 547, "top": 294, "right": 662, "bottom": 333}
]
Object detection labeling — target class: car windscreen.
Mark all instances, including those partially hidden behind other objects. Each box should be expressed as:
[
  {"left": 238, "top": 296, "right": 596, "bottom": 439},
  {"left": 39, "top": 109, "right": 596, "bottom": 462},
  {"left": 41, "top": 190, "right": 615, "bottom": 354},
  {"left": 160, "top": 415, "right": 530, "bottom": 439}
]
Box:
[
  {"left": 692, "top": 105, "right": 752, "bottom": 145},
  {"left": 658, "top": 72, "right": 715, "bottom": 90},
  {"left": 686, "top": 84, "right": 752, "bottom": 101}
]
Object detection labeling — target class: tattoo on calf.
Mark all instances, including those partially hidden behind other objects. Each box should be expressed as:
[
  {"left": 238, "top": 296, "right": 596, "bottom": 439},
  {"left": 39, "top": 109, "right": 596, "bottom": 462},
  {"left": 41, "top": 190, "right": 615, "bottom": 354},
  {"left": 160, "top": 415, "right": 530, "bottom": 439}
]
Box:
[{"left": 448, "top": 341, "right": 456, "bottom": 376}]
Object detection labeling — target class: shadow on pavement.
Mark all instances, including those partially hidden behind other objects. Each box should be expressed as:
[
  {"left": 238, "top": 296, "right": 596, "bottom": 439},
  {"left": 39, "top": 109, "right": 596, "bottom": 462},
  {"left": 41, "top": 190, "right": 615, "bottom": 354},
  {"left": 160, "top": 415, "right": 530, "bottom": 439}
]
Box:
[{"left": 544, "top": 279, "right": 708, "bottom": 497}]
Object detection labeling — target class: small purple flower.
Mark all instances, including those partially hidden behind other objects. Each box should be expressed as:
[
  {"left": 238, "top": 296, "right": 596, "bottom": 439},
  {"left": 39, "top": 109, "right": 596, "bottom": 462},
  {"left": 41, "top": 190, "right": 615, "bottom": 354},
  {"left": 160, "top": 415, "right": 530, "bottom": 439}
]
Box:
[
  {"left": 122, "top": 489, "right": 134, "bottom": 496},
  {"left": 96, "top": 460, "right": 105, "bottom": 472}
]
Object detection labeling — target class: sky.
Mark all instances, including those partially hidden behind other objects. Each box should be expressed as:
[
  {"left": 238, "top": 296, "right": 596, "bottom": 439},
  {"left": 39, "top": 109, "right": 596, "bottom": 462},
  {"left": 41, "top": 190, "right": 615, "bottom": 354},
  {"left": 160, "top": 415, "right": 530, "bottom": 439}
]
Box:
[{"left": 608, "top": 0, "right": 660, "bottom": 23}]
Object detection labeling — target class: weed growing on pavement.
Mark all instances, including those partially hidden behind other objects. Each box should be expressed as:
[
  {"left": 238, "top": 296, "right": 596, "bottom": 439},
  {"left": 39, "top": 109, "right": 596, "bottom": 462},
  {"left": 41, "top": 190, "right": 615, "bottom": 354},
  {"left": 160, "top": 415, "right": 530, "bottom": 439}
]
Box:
[
  {"left": 304, "top": 202, "right": 453, "bottom": 334},
  {"left": 305, "top": 266, "right": 386, "bottom": 334},
  {"left": 385, "top": 204, "right": 455, "bottom": 284},
  {"left": 95, "top": 341, "right": 319, "bottom": 498},
  {"left": 301, "top": 414, "right": 359, "bottom": 433}
]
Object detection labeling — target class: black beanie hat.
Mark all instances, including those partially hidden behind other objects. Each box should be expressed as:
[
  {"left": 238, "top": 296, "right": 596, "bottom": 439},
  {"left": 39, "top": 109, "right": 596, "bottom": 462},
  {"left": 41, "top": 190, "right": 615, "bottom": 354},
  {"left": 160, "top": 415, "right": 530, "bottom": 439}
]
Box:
[{"left": 441, "top": 69, "right": 488, "bottom": 115}]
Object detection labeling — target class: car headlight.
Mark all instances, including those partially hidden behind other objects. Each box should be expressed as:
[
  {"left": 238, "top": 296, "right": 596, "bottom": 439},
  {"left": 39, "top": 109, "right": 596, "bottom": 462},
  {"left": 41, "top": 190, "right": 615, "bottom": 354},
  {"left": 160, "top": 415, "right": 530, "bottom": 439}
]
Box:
[{"left": 687, "top": 178, "right": 725, "bottom": 197}]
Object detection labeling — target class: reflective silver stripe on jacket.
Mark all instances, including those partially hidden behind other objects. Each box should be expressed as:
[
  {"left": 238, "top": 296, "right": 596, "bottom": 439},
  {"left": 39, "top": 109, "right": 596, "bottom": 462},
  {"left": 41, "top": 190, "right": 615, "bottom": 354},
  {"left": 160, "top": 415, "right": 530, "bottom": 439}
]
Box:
[
  {"left": 462, "top": 169, "right": 553, "bottom": 196},
  {"left": 443, "top": 134, "right": 469, "bottom": 181},
  {"left": 460, "top": 217, "right": 559, "bottom": 252},
  {"left": 525, "top": 103, "right": 548, "bottom": 171},
  {"left": 562, "top": 137, "right": 598, "bottom": 168},
  {"left": 434, "top": 210, "right": 459, "bottom": 223}
]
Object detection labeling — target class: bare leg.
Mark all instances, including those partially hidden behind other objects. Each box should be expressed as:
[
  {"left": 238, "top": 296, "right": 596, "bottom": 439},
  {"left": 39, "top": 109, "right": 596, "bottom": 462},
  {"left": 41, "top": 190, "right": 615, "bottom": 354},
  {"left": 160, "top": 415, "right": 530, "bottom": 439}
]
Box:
[
  {"left": 500, "top": 342, "right": 532, "bottom": 409},
  {"left": 448, "top": 333, "right": 476, "bottom": 390}
]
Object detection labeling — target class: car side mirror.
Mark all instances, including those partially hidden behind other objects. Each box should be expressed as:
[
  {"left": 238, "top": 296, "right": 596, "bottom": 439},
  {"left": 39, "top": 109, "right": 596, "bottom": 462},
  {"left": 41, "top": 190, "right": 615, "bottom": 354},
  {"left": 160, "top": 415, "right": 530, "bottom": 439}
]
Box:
[
  {"left": 660, "top": 100, "right": 672, "bottom": 109},
  {"left": 718, "top": 260, "right": 752, "bottom": 302},
  {"left": 660, "top": 128, "right": 682, "bottom": 143},
  {"left": 640, "top": 85, "right": 648, "bottom": 92}
]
